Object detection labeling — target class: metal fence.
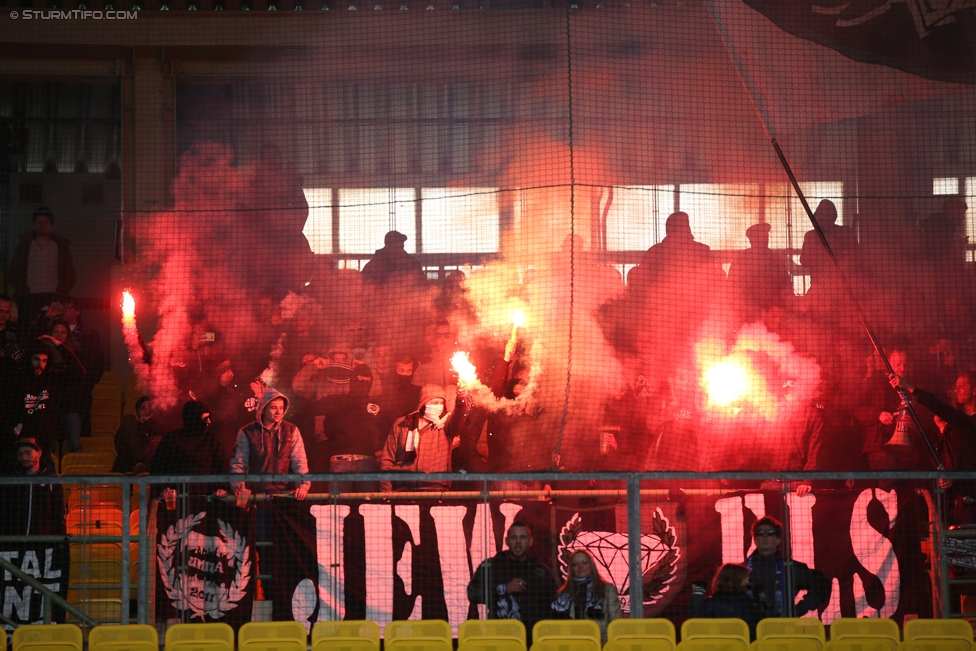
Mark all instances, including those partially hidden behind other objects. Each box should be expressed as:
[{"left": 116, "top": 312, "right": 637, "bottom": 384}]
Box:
[{"left": 0, "top": 471, "right": 971, "bottom": 633}]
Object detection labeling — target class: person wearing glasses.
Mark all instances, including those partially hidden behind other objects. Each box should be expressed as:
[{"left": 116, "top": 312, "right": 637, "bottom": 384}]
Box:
[{"left": 746, "top": 516, "right": 828, "bottom": 618}]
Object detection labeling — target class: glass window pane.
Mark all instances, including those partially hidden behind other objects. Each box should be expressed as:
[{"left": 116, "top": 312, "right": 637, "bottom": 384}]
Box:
[
  {"left": 605, "top": 185, "right": 675, "bottom": 251},
  {"left": 765, "top": 181, "right": 843, "bottom": 250},
  {"left": 680, "top": 184, "right": 761, "bottom": 250},
  {"left": 302, "top": 188, "right": 332, "bottom": 255},
  {"left": 963, "top": 178, "right": 976, "bottom": 247},
  {"left": 934, "top": 177, "right": 960, "bottom": 195},
  {"left": 339, "top": 188, "right": 416, "bottom": 255},
  {"left": 421, "top": 188, "right": 500, "bottom": 254}
]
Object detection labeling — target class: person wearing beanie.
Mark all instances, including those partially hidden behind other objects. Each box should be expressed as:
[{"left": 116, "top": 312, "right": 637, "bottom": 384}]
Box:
[
  {"left": 151, "top": 400, "right": 222, "bottom": 499},
  {"left": 112, "top": 396, "right": 163, "bottom": 474},
  {"left": 379, "top": 384, "right": 458, "bottom": 491}
]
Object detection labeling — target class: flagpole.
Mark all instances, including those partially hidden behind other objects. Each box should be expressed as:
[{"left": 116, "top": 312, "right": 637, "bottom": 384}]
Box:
[{"left": 704, "top": 0, "right": 942, "bottom": 471}]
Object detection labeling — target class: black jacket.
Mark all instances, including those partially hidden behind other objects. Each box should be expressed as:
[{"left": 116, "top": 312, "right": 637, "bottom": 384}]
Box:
[
  {"left": 468, "top": 551, "right": 556, "bottom": 642},
  {"left": 748, "top": 552, "right": 828, "bottom": 618},
  {"left": 0, "top": 457, "right": 66, "bottom": 536},
  {"left": 689, "top": 591, "right": 760, "bottom": 639}
]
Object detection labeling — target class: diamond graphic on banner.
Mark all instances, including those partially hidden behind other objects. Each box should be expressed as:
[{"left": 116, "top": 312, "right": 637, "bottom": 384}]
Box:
[{"left": 558, "top": 509, "right": 680, "bottom": 613}]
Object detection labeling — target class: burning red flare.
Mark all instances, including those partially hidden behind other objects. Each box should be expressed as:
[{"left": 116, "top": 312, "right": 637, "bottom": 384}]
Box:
[
  {"left": 451, "top": 351, "right": 478, "bottom": 388},
  {"left": 704, "top": 357, "right": 750, "bottom": 406},
  {"left": 122, "top": 290, "right": 136, "bottom": 319}
]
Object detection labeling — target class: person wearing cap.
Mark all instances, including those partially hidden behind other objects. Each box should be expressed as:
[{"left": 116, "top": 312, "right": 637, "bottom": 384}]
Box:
[
  {"left": 379, "top": 384, "right": 459, "bottom": 492},
  {"left": 0, "top": 437, "right": 66, "bottom": 537},
  {"left": 151, "top": 400, "right": 222, "bottom": 500},
  {"left": 112, "top": 396, "right": 163, "bottom": 474},
  {"left": 7, "top": 206, "right": 77, "bottom": 327},
  {"left": 360, "top": 230, "right": 426, "bottom": 286},
  {"left": 726, "top": 221, "right": 793, "bottom": 325}
]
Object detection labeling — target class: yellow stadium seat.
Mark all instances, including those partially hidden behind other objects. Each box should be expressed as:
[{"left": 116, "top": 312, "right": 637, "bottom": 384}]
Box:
[
  {"left": 66, "top": 483, "right": 123, "bottom": 510},
  {"left": 461, "top": 640, "right": 527, "bottom": 651},
  {"left": 533, "top": 620, "right": 601, "bottom": 649},
  {"left": 92, "top": 383, "right": 122, "bottom": 400},
  {"left": 461, "top": 620, "right": 527, "bottom": 645},
  {"left": 609, "top": 619, "right": 677, "bottom": 645},
  {"left": 66, "top": 597, "right": 123, "bottom": 623},
  {"left": 757, "top": 618, "right": 825, "bottom": 646},
  {"left": 165, "top": 622, "right": 235, "bottom": 651},
  {"left": 531, "top": 641, "right": 603, "bottom": 651},
  {"left": 823, "top": 641, "right": 895, "bottom": 651},
  {"left": 101, "top": 371, "right": 123, "bottom": 389},
  {"left": 13, "top": 623, "right": 83, "bottom": 651},
  {"left": 61, "top": 451, "right": 117, "bottom": 476},
  {"left": 605, "top": 639, "right": 675, "bottom": 651},
  {"left": 239, "top": 621, "right": 307, "bottom": 651},
  {"left": 751, "top": 640, "right": 821, "bottom": 651},
  {"left": 903, "top": 620, "right": 973, "bottom": 643},
  {"left": 897, "top": 641, "right": 972, "bottom": 651},
  {"left": 67, "top": 506, "right": 124, "bottom": 536},
  {"left": 89, "top": 624, "right": 159, "bottom": 651},
  {"left": 388, "top": 643, "right": 453, "bottom": 651},
  {"left": 830, "top": 619, "right": 901, "bottom": 651},
  {"left": 386, "top": 621, "right": 453, "bottom": 651},
  {"left": 91, "top": 394, "right": 122, "bottom": 414},
  {"left": 386, "top": 620, "right": 453, "bottom": 644},
  {"left": 80, "top": 436, "right": 118, "bottom": 454},
  {"left": 312, "top": 620, "right": 381, "bottom": 651},
  {"left": 676, "top": 641, "right": 747, "bottom": 651},
  {"left": 682, "top": 619, "right": 750, "bottom": 650},
  {"left": 91, "top": 413, "right": 122, "bottom": 434}
]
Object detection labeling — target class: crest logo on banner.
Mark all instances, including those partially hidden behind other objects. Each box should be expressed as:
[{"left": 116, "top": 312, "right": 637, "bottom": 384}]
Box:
[
  {"left": 557, "top": 508, "right": 680, "bottom": 614},
  {"left": 157, "top": 512, "right": 251, "bottom": 620}
]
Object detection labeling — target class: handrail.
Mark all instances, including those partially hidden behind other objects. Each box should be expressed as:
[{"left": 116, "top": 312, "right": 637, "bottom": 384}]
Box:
[{"left": 0, "top": 554, "right": 98, "bottom": 628}]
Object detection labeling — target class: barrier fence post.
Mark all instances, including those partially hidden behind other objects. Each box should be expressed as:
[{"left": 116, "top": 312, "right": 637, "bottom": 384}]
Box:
[
  {"left": 627, "top": 474, "right": 642, "bottom": 616},
  {"left": 121, "top": 476, "right": 131, "bottom": 625},
  {"left": 138, "top": 476, "right": 150, "bottom": 624}
]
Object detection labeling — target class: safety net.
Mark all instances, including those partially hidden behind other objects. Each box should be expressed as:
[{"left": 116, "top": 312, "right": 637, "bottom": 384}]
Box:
[{"left": 1, "top": 0, "right": 976, "bottom": 634}]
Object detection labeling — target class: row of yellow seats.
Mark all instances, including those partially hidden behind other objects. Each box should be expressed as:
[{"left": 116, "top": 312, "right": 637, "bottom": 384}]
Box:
[
  {"left": 672, "top": 618, "right": 975, "bottom": 651},
  {"left": 7, "top": 617, "right": 973, "bottom": 651}
]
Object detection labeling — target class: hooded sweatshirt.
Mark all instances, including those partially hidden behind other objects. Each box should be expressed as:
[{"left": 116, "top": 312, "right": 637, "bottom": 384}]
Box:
[
  {"left": 229, "top": 389, "right": 310, "bottom": 495},
  {"left": 379, "top": 384, "right": 452, "bottom": 490}
]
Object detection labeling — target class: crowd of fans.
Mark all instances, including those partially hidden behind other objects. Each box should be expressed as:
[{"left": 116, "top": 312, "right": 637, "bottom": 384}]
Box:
[
  {"left": 2, "top": 197, "right": 976, "bottom": 506},
  {"left": 0, "top": 196, "right": 969, "bottom": 629}
]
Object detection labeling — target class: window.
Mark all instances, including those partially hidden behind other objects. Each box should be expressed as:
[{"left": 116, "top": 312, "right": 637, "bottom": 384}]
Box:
[
  {"left": 339, "top": 188, "right": 416, "bottom": 254},
  {"left": 421, "top": 188, "right": 500, "bottom": 253},
  {"left": 680, "top": 184, "right": 761, "bottom": 250},
  {"left": 766, "top": 181, "right": 844, "bottom": 251},
  {"left": 604, "top": 185, "right": 675, "bottom": 251},
  {"left": 934, "top": 177, "right": 960, "bottom": 195},
  {"left": 302, "top": 188, "right": 333, "bottom": 254}
]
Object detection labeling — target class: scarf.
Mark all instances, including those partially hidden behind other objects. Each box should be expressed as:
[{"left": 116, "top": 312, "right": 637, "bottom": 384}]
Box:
[{"left": 551, "top": 577, "right": 604, "bottom": 620}]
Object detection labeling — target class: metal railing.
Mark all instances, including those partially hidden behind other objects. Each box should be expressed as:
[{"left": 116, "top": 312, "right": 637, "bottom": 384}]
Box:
[{"left": 0, "top": 470, "right": 971, "bottom": 628}]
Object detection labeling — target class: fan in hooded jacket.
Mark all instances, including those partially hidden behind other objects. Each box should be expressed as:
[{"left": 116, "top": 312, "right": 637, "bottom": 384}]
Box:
[
  {"left": 229, "top": 388, "right": 310, "bottom": 499},
  {"left": 379, "top": 384, "right": 457, "bottom": 492}
]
